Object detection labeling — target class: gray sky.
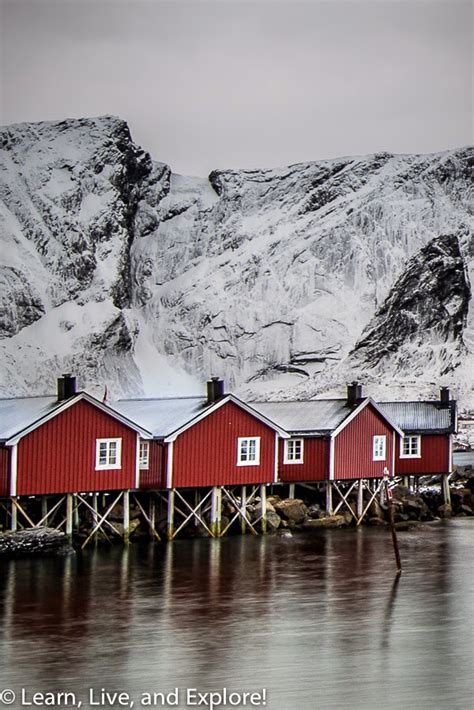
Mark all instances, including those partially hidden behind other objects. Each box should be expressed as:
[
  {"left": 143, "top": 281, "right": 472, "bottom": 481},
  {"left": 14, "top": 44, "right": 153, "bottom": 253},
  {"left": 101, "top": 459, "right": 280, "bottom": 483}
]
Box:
[{"left": 0, "top": 0, "right": 472, "bottom": 175}]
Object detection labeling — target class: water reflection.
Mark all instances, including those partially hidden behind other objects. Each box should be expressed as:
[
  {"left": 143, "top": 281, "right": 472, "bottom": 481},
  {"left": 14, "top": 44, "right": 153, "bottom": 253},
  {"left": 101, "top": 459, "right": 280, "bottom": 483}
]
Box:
[{"left": 0, "top": 521, "right": 472, "bottom": 710}]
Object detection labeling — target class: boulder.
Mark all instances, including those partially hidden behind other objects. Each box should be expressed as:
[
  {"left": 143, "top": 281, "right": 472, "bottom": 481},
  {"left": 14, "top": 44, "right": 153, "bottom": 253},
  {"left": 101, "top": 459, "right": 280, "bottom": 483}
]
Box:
[
  {"left": 274, "top": 498, "right": 308, "bottom": 523},
  {"left": 265, "top": 511, "right": 282, "bottom": 531},
  {"left": 0, "top": 527, "right": 75, "bottom": 556},
  {"left": 302, "top": 515, "right": 347, "bottom": 529},
  {"left": 438, "top": 503, "right": 452, "bottom": 518}
]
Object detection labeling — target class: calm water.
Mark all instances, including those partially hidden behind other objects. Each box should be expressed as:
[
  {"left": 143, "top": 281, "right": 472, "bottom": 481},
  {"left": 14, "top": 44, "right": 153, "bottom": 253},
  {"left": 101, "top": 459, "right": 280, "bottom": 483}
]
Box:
[{"left": 0, "top": 521, "right": 473, "bottom": 710}]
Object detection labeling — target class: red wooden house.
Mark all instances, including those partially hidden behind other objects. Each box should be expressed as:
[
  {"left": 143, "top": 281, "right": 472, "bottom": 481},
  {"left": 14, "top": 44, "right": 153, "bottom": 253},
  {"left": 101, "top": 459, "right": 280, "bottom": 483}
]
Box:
[
  {"left": 0, "top": 375, "right": 151, "bottom": 497},
  {"left": 253, "top": 384, "right": 404, "bottom": 483},
  {"left": 113, "top": 379, "right": 288, "bottom": 490},
  {"left": 380, "top": 388, "right": 456, "bottom": 477}
]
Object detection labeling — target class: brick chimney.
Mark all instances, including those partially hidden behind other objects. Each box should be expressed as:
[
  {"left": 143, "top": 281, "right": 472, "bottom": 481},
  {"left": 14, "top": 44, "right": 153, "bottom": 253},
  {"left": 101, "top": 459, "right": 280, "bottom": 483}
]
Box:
[
  {"left": 57, "top": 374, "right": 77, "bottom": 402},
  {"left": 439, "top": 386, "right": 451, "bottom": 406},
  {"left": 207, "top": 377, "right": 224, "bottom": 405}
]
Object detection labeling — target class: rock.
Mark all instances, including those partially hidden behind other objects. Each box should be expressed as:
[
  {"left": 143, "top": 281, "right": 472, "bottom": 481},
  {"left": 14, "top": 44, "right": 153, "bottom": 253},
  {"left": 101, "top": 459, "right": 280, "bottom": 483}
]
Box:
[
  {"left": 109, "top": 519, "right": 141, "bottom": 536},
  {"left": 368, "top": 517, "right": 388, "bottom": 526},
  {"left": 302, "top": 515, "right": 347, "bottom": 529},
  {"left": 459, "top": 504, "right": 473, "bottom": 516},
  {"left": 267, "top": 495, "right": 282, "bottom": 506},
  {"left": 265, "top": 511, "right": 282, "bottom": 531},
  {"left": 276, "top": 529, "right": 293, "bottom": 538},
  {"left": 0, "top": 528, "right": 75, "bottom": 556},
  {"left": 394, "top": 520, "right": 422, "bottom": 531},
  {"left": 368, "top": 499, "right": 385, "bottom": 520},
  {"left": 438, "top": 503, "right": 452, "bottom": 518},
  {"left": 307, "top": 503, "right": 322, "bottom": 519},
  {"left": 274, "top": 498, "right": 309, "bottom": 523}
]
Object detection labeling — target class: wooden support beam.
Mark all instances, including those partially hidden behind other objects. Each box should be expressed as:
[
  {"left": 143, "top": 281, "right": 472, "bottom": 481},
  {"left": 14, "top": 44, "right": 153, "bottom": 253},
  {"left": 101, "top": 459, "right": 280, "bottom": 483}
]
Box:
[
  {"left": 210, "top": 486, "right": 222, "bottom": 537},
  {"left": 325, "top": 481, "right": 333, "bottom": 515},
  {"left": 442, "top": 473, "right": 452, "bottom": 506},
  {"left": 167, "top": 489, "right": 175, "bottom": 541},
  {"left": 73, "top": 494, "right": 80, "bottom": 530},
  {"left": 260, "top": 484, "right": 267, "bottom": 534},
  {"left": 66, "top": 494, "right": 73, "bottom": 542},
  {"left": 288, "top": 483, "right": 295, "bottom": 499},
  {"left": 10, "top": 498, "right": 17, "bottom": 532},
  {"left": 240, "top": 485, "right": 247, "bottom": 536},
  {"left": 123, "top": 490, "right": 130, "bottom": 544},
  {"left": 80, "top": 492, "right": 124, "bottom": 549},
  {"left": 357, "top": 479, "right": 364, "bottom": 518}
]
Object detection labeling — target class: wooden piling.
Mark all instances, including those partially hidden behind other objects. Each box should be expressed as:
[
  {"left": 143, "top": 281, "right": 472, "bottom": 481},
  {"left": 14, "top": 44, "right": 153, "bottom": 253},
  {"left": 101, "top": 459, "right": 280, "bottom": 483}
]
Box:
[
  {"left": 210, "top": 486, "right": 222, "bottom": 537},
  {"left": 288, "top": 483, "right": 295, "bottom": 499},
  {"left": 240, "top": 486, "right": 247, "bottom": 535},
  {"left": 10, "top": 498, "right": 17, "bottom": 532},
  {"left": 442, "top": 473, "right": 451, "bottom": 507},
  {"left": 326, "top": 481, "right": 333, "bottom": 515},
  {"left": 66, "top": 493, "right": 73, "bottom": 542},
  {"left": 167, "top": 489, "right": 175, "bottom": 541},
  {"left": 123, "top": 490, "right": 130, "bottom": 544},
  {"left": 384, "top": 478, "right": 402, "bottom": 573},
  {"left": 357, "top": 479, "right": 364, "bottom": 518},
  {"left": 260, "top": 484, "right": 267, "bottom": 534}
]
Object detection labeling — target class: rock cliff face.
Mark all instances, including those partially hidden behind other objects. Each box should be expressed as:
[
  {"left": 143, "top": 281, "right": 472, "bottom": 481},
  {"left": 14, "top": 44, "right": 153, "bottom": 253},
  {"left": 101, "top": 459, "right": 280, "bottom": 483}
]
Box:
[{"left": 0, "top": 116, "right": 472, "bottom": 405}]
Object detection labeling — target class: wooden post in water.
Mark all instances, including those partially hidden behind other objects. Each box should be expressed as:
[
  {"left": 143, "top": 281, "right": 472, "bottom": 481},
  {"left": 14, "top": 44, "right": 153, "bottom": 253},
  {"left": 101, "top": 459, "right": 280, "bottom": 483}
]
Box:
[
  {"left": 288, "top": 483, "right": 295, "bottom": 499},
  {"left": 260, "top": 484, "right": 267, "bottom": 534},
  {"left": 240, "top": 485, "right": 247, "bottom": 535},
  {"left": 357, "top": 479, "right": 364, "bottom": 519},
  {"left": 210, "top": 486, "right": 222, "bottom": 537},
  {"left": 123, "top": 490, "right": 130, "bottom": 545},
  {"left": 384, "top": 474, "right": 402, "bottom": 573},
  {"left": 326, "top": 482, "right": 333, "bottom": 515},
  {"left": 442, "top": 474, "right": 451, "bottom": 507},
  {"left": 66, "top": 493, "right": 73, "bottom": 543},
  {"left": 73, "top": 494, "right": 79, "bottom": 531},
  {"left": 167, "top": 489, "right": 175, "bottom": 541},
  {"left": 10, "top": 498, "right": 17, "bottom": 532}
]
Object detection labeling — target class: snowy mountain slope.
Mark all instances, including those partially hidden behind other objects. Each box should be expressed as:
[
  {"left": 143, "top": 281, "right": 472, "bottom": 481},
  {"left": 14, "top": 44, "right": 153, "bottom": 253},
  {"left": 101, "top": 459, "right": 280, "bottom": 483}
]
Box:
[{"left": 0, "top": 116, "right": 472, "bottom": 405}]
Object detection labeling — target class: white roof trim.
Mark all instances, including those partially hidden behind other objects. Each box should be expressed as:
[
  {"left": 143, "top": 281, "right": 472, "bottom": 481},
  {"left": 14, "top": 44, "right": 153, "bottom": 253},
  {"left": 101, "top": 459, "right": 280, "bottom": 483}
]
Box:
[
  {"left": 5, "top": 392, "right": 152, "bottom": 446},
  {"left": 331, "top": 398, "right": 404, "bottom": 439},
  {"left": 164, "top": 394, "right": 289, "bottom": 443}
]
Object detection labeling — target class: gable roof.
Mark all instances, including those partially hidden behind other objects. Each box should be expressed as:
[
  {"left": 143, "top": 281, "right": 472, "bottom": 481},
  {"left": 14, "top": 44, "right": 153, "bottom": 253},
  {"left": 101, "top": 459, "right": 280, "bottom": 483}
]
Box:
[
  {"left": 113, "top": 394, "right": 289, "bottom": 441},
  {"left": 251, "top": 397, "right": 403, "bottom": 437},
  {"left": 378, "top": 401, "right": 456, "bottom": 433},
  {"left": 0, "top": 392, "right": 152, "bottom": 445}
]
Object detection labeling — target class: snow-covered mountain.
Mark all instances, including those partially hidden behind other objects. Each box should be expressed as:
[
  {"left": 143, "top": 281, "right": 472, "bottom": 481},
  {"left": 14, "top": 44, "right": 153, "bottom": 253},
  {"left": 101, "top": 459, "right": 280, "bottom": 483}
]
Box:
[{"left": 0, "top": 116, "right": 472, "bottom": 407}]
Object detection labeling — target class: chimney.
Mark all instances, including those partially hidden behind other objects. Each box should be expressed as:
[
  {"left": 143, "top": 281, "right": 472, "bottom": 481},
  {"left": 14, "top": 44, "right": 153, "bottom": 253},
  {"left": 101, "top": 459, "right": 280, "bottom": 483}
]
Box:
[
  {"left": 57, "top": 374, "right": 77, "bottom": 401},
  {"left": 347, "top": 381, "right": 363, "bottom": 407},
  {"left": 207, "top": 377, "right": 224, "bottom": 405},
  {"left": 440, "top": 386, "right": 451, "bottom": 406}
]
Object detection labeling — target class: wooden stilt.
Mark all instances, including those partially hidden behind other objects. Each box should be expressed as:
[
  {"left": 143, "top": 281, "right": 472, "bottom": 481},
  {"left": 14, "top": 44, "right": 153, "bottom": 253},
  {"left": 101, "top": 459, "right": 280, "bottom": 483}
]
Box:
[
  {"left": 403, "top": 476, "right": 409, "bottom": 489},
  {"left": 357, "top": 479, "right": 364, "bottom": 518},
  {"left": 123, "top": 490, "right": 130, "bottom": 544},
  {"left": 210, "top": 486, "right": 222, "bottom": 537},
  {"left": 326, "top": 481, "right": 333, "bottom": 515},
  {"left": 260, "top": 484, "right": 267, "bottom": 534},
  {"left": 73, "top": 494, "right": 79, "bottom": 531},
  {"left": 384, "top": 477, "right": 402, "bottom": 573},
  {"left": 442, "top": 474, "right": 451, "bottom": 506},
  {"left": 288, "top": 483, "right": 295, "bottom": 499},
  {"left": 66, "top": 493, "right": 73, "bottom": 542},
  {"left": 10, "top": 498, "right": 17, "bottom": 532},
  {"left": 167, "top": 489, "right": 175, "bottom": 541},
  {"left": 149, "top": 495, "right": 156, "bottom": 540},
  {"left": 240, "top": 486, "right": 247, "bottom": 536}
]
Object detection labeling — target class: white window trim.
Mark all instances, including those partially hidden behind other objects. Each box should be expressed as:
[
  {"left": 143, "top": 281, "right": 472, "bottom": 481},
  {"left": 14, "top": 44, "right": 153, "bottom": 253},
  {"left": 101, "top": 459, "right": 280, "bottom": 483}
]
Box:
[
  {"left": 95, "top": 438, "right": 122, "bottom": 470},
  {"left": 237, "top": 437, "right": 261, "bottom": 466},
  {"left": 139, "top": 440, "right": 150, "bottom": 470},
  {"left": 373, "top": 435, "right": 386, "bottom": 461},
  {"left": 400, "top": 435, "right": 421, "bottom": 459},
  {"left": 284, "top": 438, "right": 304, "bottom": 464}
]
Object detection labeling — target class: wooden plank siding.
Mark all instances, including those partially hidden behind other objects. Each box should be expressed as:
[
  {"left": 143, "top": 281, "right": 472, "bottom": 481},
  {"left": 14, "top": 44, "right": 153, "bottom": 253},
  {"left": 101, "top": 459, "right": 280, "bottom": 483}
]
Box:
[
  {"left": 394, "top": 434, "right": 450, "bottom": 475},
  {"left": 0, "top": 446, "right": 9, "bottom": 497},
  {"left": 171, "top": 401, "right": 276, "bottom": 488},
  {"left": 333, "top": 404, "right": 395, "bottom": 479},
  {"left": 139, "top": 440, "right": 166, "bottom": 489},
  {"left": 16, "top": 400, "right": 138, "bottom": 495},
  {"left": 278, "top": 437, "right": 329, "bottom": 482}
]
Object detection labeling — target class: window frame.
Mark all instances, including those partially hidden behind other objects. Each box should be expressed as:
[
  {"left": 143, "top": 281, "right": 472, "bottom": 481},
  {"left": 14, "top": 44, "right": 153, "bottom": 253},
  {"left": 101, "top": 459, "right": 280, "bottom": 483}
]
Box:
[
  {"left": 237, "top": 437, "right": 261, "bottom": 466},
  {"left": 372, "top": 435, "right": 386, "bottom": 461},
  {"left": 139, "top": 440, "right": 150, "bottom": 470},
  {"left": 284, "top": 438, "right": 304, "bottom": 464},
  {"left": 400, "top": 435, "right": 421, "bottom": 459},
  {"left": 95, "top": 437, "right": 122, "bottom": 471}
]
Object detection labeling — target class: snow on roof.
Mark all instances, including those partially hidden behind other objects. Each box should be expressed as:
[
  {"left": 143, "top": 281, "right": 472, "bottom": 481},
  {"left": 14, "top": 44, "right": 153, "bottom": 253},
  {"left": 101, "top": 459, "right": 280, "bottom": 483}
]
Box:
[
  {"left": 251, "top": 399, "right": 351, "bottom": 434},
  {"left": 379, "top": 401, "right": 454, "bottom": 432},
  {"left": 113, "top": 397, "right": 209, "bottom": 438},
  {"left": 0, "top": 396, "right": 59, "bottom": 441}
]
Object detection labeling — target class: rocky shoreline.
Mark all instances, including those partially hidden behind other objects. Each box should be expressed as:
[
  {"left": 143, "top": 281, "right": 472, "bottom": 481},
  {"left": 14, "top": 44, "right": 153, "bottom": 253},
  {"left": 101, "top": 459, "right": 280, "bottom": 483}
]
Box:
[{"left": 0, "top": 528, "right": 75, "bottom": 557}]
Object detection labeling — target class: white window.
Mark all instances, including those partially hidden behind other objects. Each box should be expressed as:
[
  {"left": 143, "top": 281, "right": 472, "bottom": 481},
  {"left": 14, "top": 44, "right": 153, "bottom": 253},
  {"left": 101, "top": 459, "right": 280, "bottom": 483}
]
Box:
[
  {"left": 237, "top": 437, "right": 260, "bottom": 466},
  {"left": 95, "top": 438, "right": 122, "bottom": 470},
  {"left": 284, "top": 438, "right": 304, "bottom": 464},
  {"left": 139, "top": 440, "right": 150, "bottom": 469},
  {"left": 400, "top": 435, "right": 421, "bottom": 458},
  {"left": 373, "top": 435, "right": 386, "bottom": 461}
]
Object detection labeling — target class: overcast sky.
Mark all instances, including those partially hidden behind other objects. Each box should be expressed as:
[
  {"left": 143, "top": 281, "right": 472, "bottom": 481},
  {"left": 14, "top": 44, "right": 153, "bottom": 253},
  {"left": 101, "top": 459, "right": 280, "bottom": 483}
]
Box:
[{"left": 0, "top": 0, "right": 472, "bottom": 175}]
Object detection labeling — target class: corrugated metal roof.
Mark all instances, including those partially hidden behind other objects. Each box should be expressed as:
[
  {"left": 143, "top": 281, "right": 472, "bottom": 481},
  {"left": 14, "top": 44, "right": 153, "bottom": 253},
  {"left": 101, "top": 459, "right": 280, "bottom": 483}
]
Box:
[
  {"left": 0, "top": 396, "right": 59, "bottom": 440},
  {"left": 251, "top": 400, "right": 351, "bottom": 434},
  {"left": 113, "top": 397, "right": 209, "bottom": 438},
  {"left": 378, "top": 402, "right": 453, "bottom": 432}
]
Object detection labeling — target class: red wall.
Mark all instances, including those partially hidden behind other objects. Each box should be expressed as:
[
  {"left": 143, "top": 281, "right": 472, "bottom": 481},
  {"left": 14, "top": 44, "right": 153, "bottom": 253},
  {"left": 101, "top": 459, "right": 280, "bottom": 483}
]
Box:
[
  {"left": 139, "top": 441, "right": 166, "bottom": 489},
  {"left": 334, "top": 405, "right": 395, "bottom": 479},
  {"left": 0, "top": 447, "right": 9, "bottom": 497},
  {"left": 278, "top": 438, "right": 329, "bottom": 482},
  {"left": 171, "top": 401, "right": 276, "bottom": 488},
  {"left": 395, "top": 434, "right": 450, "bottom": 475},
  {"left": 17, "top": 400, "right": 138, "bottom": 495}
]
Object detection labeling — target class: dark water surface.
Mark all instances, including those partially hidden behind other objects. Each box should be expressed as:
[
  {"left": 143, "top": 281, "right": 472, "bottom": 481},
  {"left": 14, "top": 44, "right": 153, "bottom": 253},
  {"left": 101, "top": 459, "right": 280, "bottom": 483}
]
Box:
[{"left": 0, "top": 520, "right": 473, "bottom": 710}]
